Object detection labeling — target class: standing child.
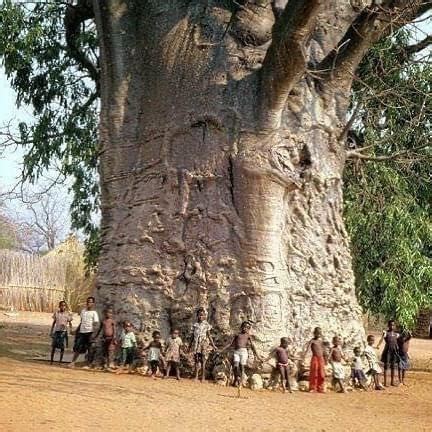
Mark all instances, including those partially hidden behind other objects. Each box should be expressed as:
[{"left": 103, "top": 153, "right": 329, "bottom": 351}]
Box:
[
  {"left": 189, "top": 308, "right": 217, "bottom": 383},
  {"left": 363, "top": 335, "right": 384, "bottom": 390},
  {"left": 118, "top": 321, "right": 137, "bottom": 371},
  {"left": 377, "top": 319, "right": 400, "bottom": 387},
  {"left": 49, "top": 301, "right": 73, "bottom": 364},
  {"left": 264, "top": 337, "right": 292, "bottom": 393},
  {"left": 304, "top": 327, "right": 326, "bottom": 393},
  {"left": 329, "top": 336, "right": 347, "bottom": 393},
  {"left": 95, "top": 307, "right": 117, "bottom": 370},
  {"left": 143, "top": 330, "right": 164, "bottom": 378},
  {"left": 69, "top": 296, "right": 100, "bottom": 368},
  {"left": 351, "top": 347, "right": 368, "bottom": 390},
  {"left": 164, "top": 329, "right": 183, "bottom": 380},
  {"left": 222, "top": 321, "right": 260, "bottom": 387},
  {"left": 397, "top": 330, "right": 412, "bottom": 386}
]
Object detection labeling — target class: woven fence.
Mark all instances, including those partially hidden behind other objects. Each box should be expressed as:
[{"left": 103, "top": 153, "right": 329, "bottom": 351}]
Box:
[{"left": 0, "top": 237, "right": 93, "bottom": 312}]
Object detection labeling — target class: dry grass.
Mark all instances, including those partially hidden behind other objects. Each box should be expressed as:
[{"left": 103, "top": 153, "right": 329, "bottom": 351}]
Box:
[{"left": 0, "top": 236, "right": 93, "bottom": 312}]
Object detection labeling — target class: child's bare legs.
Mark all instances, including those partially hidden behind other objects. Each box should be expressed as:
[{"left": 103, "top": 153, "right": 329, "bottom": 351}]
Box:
[
  {"left": 150, "top": 360, "right": 158, "bottom": 378},
  {"left": 194, "top": 354, "right": 201, "bottom": 381},
  {"left": 383, "top": 367, "right": 388, "bottom": 387},
  {"left": 336, "top": 378, "right": 346, "bottom": 393},
  {"left": 50, "top": 347, "right": 56, "bottom": 365},
  {"left": 59, "top": 349, "right": 65, "bottom": 363},
  {"left": 279, "top": 365, "right": 292, "bottom": 393},
  {"left": 201, "top": 356, "right": 207, "bottom": 383},
  {"left": 165, "top": 362, "right": 171, "bottom": 378},
  {"left": 399, "top": 368, "right": 406, "bottom": 385},
  {"left": 175, "top": 363, "right": 181, "bottom": 380},
  {"left": 390, "top": 366, "right": 397, "bottom": 386},
  {"left": 374, "top": 374, "right": 384, "bottom": 390},
  {"left": 233, "top": 361, "right": 240, "bottom": 386}
]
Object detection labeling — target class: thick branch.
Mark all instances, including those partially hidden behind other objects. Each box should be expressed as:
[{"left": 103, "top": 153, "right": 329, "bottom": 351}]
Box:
[
  {"left": 317, "top": 1, "right": 431, "bottom": 85},
  {"left": 259, "top": 0, "right": 324, "bottom": 129},
  {"left": 64, "top": 0, "right": 99, "bottom": 84},
  {"left": 406, "top": 34, "right": 432, "bottom": 56}
]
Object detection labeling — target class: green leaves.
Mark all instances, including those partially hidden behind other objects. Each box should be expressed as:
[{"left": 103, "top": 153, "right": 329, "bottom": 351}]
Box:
[
  {"left": 0, "top": 0, "right": 99, "bottom": 268},
  {"left": 345, "top": 27, "right": 432, "bottom": 329}
]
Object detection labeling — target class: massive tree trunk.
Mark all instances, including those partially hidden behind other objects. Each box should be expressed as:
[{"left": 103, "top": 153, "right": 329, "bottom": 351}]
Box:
[{"left": 92, "top": 0, "right": 424, "bottom": 353}]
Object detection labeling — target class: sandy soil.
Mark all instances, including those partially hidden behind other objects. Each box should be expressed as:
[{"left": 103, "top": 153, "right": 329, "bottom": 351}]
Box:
[{"left": 0, "top": 312, "right": 431, "bottom": 432}]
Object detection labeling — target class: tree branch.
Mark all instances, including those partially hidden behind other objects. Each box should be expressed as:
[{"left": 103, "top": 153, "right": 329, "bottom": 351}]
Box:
[
  {"left": 317, "top": 1, "right": 431, "bottom": 86},
  {"left": 346, "top": 143, "right": 430, "bottom": 161},
  {"left": 64, "top": 0, "right": 99, "bottom": 85},
  {"left": 259, "top": 0, "right": 324, "bottom": 129},
  {"left": 405, "top": 34, "right": 432, "bottom": 56}
]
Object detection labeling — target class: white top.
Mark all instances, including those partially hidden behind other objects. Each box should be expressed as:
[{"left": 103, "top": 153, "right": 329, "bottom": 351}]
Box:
[
  {"left": 121, "top": 331, "right": 137, "bottom": 348},
  {"left": 79, "top": 308, "right": 100, "bottom": 333},
  {"left": 352, "top": 355, "right": 363, "bottom": 371}
]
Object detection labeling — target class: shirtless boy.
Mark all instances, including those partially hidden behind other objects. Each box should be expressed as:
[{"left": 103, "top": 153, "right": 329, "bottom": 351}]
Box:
[
  {"left": 304, "top": 327, "right": 326, "bottom": 393},
  {"left": 223, "top": 321, "right": 260, "bottom": 387},
  {"left": 95, "top": 307, "right": 117, "bottom": 369},
  {"left": 264, "top": 337, "right": 293, "bottom": 393}
]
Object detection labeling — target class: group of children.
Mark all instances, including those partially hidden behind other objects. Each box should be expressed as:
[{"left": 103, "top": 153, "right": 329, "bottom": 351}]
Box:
[{"left": 50, "top": 298, "right": 412, "bottom": 392}]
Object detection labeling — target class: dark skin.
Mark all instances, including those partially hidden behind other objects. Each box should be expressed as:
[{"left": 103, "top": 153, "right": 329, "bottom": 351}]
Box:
[
  {"left": 188, "top": 310, "right": 217, "bottom": 383},
  {"left": 329, "top": 336, "right": 346, "bottom": 393},
  {"left": 377, "top": 321, "right": 398, "bottom": 387},
  {"left": 264, "top": 338, "right": 293, "bottom": 393},
  {"left": 164, "top": 330, "right": 182, "bottom": 380},
  {"left": 303, "top": 327, "right": 325, "bottom": 393},
  {"left": 49, "top": 301, "right": 72, "bottom": 364},
  {"left": 143, "top": 334, "right": 164, "bottom": 378},
  {"left": 352, "top": 348, "right": 368, "bottom": 391},
  {"left": 95, "top": 309, "right": 116, "bottom": 369},
  {"left": 398, "top": 332, "right": 411, "bottom": 386},
  {"left": 222, "top": 323, "right": 261, "bottom": 387},
  {"left": 365, "top": 336, "right": 384, "bottom": 390},
  {"left": 69, "top": 297, "right": 96, "bottom": 367}
]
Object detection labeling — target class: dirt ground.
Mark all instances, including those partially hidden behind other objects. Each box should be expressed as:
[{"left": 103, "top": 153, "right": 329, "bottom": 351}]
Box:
[{"left": 0, "top": 312, "right": 431, "bottom": 432}]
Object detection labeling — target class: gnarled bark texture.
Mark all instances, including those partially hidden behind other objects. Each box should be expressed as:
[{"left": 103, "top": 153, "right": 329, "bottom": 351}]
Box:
[{"left": 92, "top": 0, "right": 427, "bottom": 353}]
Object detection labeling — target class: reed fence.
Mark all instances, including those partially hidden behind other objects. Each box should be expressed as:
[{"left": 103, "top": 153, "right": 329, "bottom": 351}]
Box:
[{"left": 0, "top": 237, "right": 93, "bottom": 312}]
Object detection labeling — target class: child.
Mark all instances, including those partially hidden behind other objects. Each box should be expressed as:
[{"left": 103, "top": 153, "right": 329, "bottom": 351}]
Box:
[
  {"left": 95, "top": 307, "right": 117, "bottom": 370},
  {"left": 363, "top": 335, "right": 384, "bottom": 390},
  {"left": 329, "top": 336, "right": 346, "bottom": 393},
  {"left": 264, "top": 337, "right": 292, "bottom": 393},
  {"left": 49, "top": 300, "right": 73, "bottom": 364},
  {"left": 164, "top": 328, "right": 183, "bottom": 380},
  {"left": 119, "top": 321, "right": 137, "bottom": 370},
  {"left": 304, "top": 327, "right": 326, "bottom": 393},
  {"left": 377, "top": 319, "right": 400, "bottom": 387},
  {"left": 397, "top": 330, "right": 412, "bottom": 386},
  {"left": 189, "top": 308, "right": 217, "bottom": 383},
  {"left": 69, "top": 296, "right": 100, "bottom": 368},
  {"left": 222, "top": 321, "right": 260, "bottom": 387},
  {"left": 143, "top": 330, "right": 164, "bottom": 378},
  {"left": 351, "top": 347, "right": 368, "bottom": 390}
]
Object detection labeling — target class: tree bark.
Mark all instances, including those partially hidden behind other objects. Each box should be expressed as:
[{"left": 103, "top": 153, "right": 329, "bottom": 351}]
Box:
[{"left": 91, "top": 0, "right": 395, "bottom": 353}]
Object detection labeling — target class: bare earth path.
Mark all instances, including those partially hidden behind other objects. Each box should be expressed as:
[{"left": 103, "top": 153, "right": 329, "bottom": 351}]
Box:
[{"left": 1, "top": 312, "right": 431, "bottom": 432}]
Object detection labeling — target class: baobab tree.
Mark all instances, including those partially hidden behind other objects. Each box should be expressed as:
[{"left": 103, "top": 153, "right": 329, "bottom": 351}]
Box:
[
  {"left": 84, "top": 0, "right": 431, "bottom": 349},
  {"left": 3, "top": 0, "right": 432, "bottom": 352}
]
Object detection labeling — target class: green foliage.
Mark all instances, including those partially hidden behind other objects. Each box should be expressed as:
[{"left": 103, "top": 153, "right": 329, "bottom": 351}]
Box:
[
  {"left": 0, "top": 0, "right": 99, "bottom": 267},
  {"left": 345, "top": 28, "right": 432, "bottom": 329}
]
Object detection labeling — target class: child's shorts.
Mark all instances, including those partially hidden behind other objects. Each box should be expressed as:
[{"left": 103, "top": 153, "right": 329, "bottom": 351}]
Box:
[
  {"left": 52, "top": 331, "right": 68, "bottom": 350},
  {"left": 233, "top": 348, "right": 248, "bottom": 366},
  {"left": 351, "top": 369, "right": 366, "bottom": 382},
  {"left": 399, "top": 354, "right": 410, "bottom": 371}
]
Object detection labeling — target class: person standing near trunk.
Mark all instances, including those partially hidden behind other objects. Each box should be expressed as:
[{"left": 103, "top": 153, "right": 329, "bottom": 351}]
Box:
[
  {"left": 377, "top": 320, "right": 400, "bottom": 387},
  {"left": 68, "top": 296, "right": 100, "bottom": 368},
  {"left": 49, "top": 300, "right": 73, "bottom": 364}
]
